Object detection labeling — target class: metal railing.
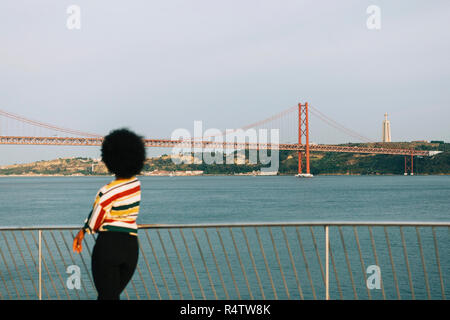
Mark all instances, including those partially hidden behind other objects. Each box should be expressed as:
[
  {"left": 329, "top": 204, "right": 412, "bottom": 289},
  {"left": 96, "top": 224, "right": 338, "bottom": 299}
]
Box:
[{"left": 0, "top": 221, "right": 448, "bottom": 300}]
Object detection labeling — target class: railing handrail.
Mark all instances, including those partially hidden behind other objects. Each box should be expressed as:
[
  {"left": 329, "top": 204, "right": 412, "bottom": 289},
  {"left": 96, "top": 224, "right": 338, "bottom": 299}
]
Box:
[{"left": 1, "top": 220, "right": 449, "bottom": 231}]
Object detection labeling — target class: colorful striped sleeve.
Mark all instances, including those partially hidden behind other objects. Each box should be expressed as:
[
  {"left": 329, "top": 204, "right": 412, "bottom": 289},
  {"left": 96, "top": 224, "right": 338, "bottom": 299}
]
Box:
[{"left": 83, "top": 189, "right": 107, "bottom": 234}]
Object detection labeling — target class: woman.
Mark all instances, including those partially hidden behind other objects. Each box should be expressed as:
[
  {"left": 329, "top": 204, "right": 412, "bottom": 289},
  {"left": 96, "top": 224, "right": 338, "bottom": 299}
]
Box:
[{"left": 73, "top": 128, "right": 146, "bottom": 300}]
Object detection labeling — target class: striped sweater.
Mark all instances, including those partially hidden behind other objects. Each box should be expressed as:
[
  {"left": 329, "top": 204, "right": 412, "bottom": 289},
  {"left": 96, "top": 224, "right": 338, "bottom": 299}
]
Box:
[{"left": 83, "top": 177, "right": 141, "bottom": 236}]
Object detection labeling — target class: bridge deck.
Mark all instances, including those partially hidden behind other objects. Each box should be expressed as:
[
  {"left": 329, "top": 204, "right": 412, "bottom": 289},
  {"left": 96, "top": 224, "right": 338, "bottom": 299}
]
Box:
[{"left": 0, "top": 136, "right": 431, "bottom": 156}]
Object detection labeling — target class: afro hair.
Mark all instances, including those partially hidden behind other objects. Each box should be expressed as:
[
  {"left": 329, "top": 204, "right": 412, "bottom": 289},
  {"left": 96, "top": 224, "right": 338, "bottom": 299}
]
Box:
[{"left": 101, "top": 128, "right": 146, "bottom": 179}]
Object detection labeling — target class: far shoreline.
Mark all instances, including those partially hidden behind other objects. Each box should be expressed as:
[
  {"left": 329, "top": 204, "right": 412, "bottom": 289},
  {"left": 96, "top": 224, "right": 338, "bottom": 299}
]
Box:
[{"left": 1, "top": 173, "right": 449, "bottom": 177}]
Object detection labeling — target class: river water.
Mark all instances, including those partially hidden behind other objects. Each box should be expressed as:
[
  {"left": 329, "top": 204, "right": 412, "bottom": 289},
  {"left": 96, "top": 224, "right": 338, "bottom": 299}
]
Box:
[
  {"left": 0, "top": 175, "right": 449, "bottom": 300},
  {"left": 0, "top": 175, "right": 449, "bottom": 226}
]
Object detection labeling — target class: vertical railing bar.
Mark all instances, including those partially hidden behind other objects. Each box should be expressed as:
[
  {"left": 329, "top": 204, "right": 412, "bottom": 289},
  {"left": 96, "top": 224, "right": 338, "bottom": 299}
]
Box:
[
  {"left": 59, "top": 231, "right": 90, "bottom": 299},
  {"left": 281, "top": 227, "right": 304, "bottom": 300},
  {"left": 179, "top": 228, "right": 206, "bottom": 300},
  {"left": 192, "top": 228, "right": 218, "bottom": 300},
  {"left": 432, "top": 227, "right": 446, "bottom": 300},
  {"left": 338, "top": 226, "right": 357, "bottom": 300},
  {"left": 384, "top": 227, "right": 401, "bottom": 300},
  {"left": 12, "top": 231, "right": 38, "bottom": 299},
  {"left": 138, "top": 237, "right": 159, "bottom": 300},
  {"left": 242, "top": 227, "right": 265, "bottom": 300},
  {"left": 0, "top": 273, "right": 4, "bottom": 300},
  {"left": 204, "top": 228, "right": 229, "bottom": 300},
  {"left": 34, "top": 231, "right": 58, "bottom": 300},
  {"left": 127, "top": 271, "right": 140, "bottom": 300},
  {"left": 325, "top": 226, "right": 329, "bottom": 300},
  {"left": 38, "top": 230, "right": 41, "bottom": 300},
  {"left": 255, "top": 227, "right": 278, "bottom": 299},
  {"left": 295, "top": 227, "right": 316, "bottom": 300},
  {"left": 268, "top": 227, "right": 290, "bottom": 300},
  {"left": 32, "top": 231, "right": 45, "bottom": 299},
  {"left": 32, "top": 230, "right": 57, "bottom": 300},
  {"left": 69, "top": 231, "right": 95, "bottom": 293},
  {"left": 156, "top": 229, "right": 183, "bottom": 299},
  {"left": 22, "top": 230, "right": 49, "bottom": 299},
  {"left": 230, "top": 227, "right": 254, "bottom": 300},
  {"left": 353, "top": 227, "right": 371, "bottom": 300},
  {"left": 0, "top": 231, "right": 21, "bottom": 299},
  {"left": 415, "top": 227, "right": 431, "bottom": 300},
  {"left": 168, "top": 229, "right": 194, "bottom": 299},
  {"left": 0, "top": 259, "right": 12, "bottom": 300},
  {"left": 49, "top": 230, "right": 80, "bottom": 300},
  {"left": 309, "top": 227, "right": 326, "bottom": 286},
  {"left": 49, "top": 231, "right": 78, "bottom": 300},
  {"left": 12, "top": 231, "right": 38, "bottom": 298},
  {"left": 328, "top": 241, "right": 343, "bottom": 300},
  {"left": 216, "top": 227, "right": 241, "bottom": 299},
  {"left": 133, "top": 249, "right": 151, "bottom": 300},
  {"left": 123, "top": 284, "right": 130, "bottom": 300},
  {"left": 49, "top": 231, "right": 67, "bottom": 267},
  {"left": 368, "top": 227, "right": 385, "bottom": 299},
  {"left": 41, "top": 232, "right": 68, "bottom": 299},
  {"left": 399, "top": 227, "right": 415, "bottom": 299},
  {"left": 145, "top": 229, "right": 172, "bottom": 299},
  {"left": 1, "top": 232, "right": 29, "bottom": 299}
]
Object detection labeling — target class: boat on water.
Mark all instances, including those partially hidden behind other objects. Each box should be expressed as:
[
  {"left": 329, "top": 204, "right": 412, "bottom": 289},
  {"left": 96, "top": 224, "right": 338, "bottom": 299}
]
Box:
[{"left": 295, "top": 173, "right": 314, "bottom": 178}]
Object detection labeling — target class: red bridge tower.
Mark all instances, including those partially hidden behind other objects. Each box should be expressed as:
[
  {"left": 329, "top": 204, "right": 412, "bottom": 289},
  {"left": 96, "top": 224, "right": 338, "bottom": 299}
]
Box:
[{"left": 297, "top": 102, "right": 312, "bottom": 177}]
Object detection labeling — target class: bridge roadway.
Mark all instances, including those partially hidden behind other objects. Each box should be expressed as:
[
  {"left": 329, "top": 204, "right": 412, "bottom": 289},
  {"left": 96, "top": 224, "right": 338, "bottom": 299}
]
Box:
[{"left": 0, "top": 135, "right": 432, "bottom": 156}]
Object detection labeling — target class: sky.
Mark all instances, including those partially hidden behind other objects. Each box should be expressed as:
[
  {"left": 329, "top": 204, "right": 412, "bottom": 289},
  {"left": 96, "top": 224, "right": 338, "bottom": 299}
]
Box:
[{"left": 0, "top": 0, "right": 449, "bottom": 165}]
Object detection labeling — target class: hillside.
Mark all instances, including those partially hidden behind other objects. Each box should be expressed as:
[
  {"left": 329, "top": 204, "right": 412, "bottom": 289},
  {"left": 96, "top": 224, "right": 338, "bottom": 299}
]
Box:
[
  {"left": 0, "top": 158, "right": 109, "bottom": 176},
  {"left": 0, "top": 142, "right": 449, "bottom": 176}
]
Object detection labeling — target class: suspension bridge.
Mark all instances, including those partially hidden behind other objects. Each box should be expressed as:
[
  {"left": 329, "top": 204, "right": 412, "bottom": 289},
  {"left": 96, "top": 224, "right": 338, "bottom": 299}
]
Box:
[{"left": 0, "top": 103, "right": 438, "bottom": 175}]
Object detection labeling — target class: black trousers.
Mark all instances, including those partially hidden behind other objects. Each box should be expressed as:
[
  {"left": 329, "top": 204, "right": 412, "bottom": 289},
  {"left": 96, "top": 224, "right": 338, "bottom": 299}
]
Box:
[{"left": 91, "top": 231, "right": 139, "bottom": 300}]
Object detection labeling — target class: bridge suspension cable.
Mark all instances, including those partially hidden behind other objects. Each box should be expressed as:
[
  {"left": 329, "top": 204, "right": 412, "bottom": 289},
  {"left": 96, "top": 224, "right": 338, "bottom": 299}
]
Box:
[
  {"left": 308, "top": 106, "right": 374, "bottom": 143},
  {"left": 189, "top": 104, "right": 374, "bottom": 145},
  {"left": 188, "top": 105, "right": 298, "bottom": 141},
  {"left": 0, "top": 108, "right": 102, "bottom": 138}
]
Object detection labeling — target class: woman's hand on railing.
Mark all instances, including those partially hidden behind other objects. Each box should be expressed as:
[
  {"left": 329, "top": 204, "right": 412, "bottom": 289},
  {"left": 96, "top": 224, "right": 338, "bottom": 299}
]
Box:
[{"left": 73, "top": 229, "right": 85, "bottom": 253}]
